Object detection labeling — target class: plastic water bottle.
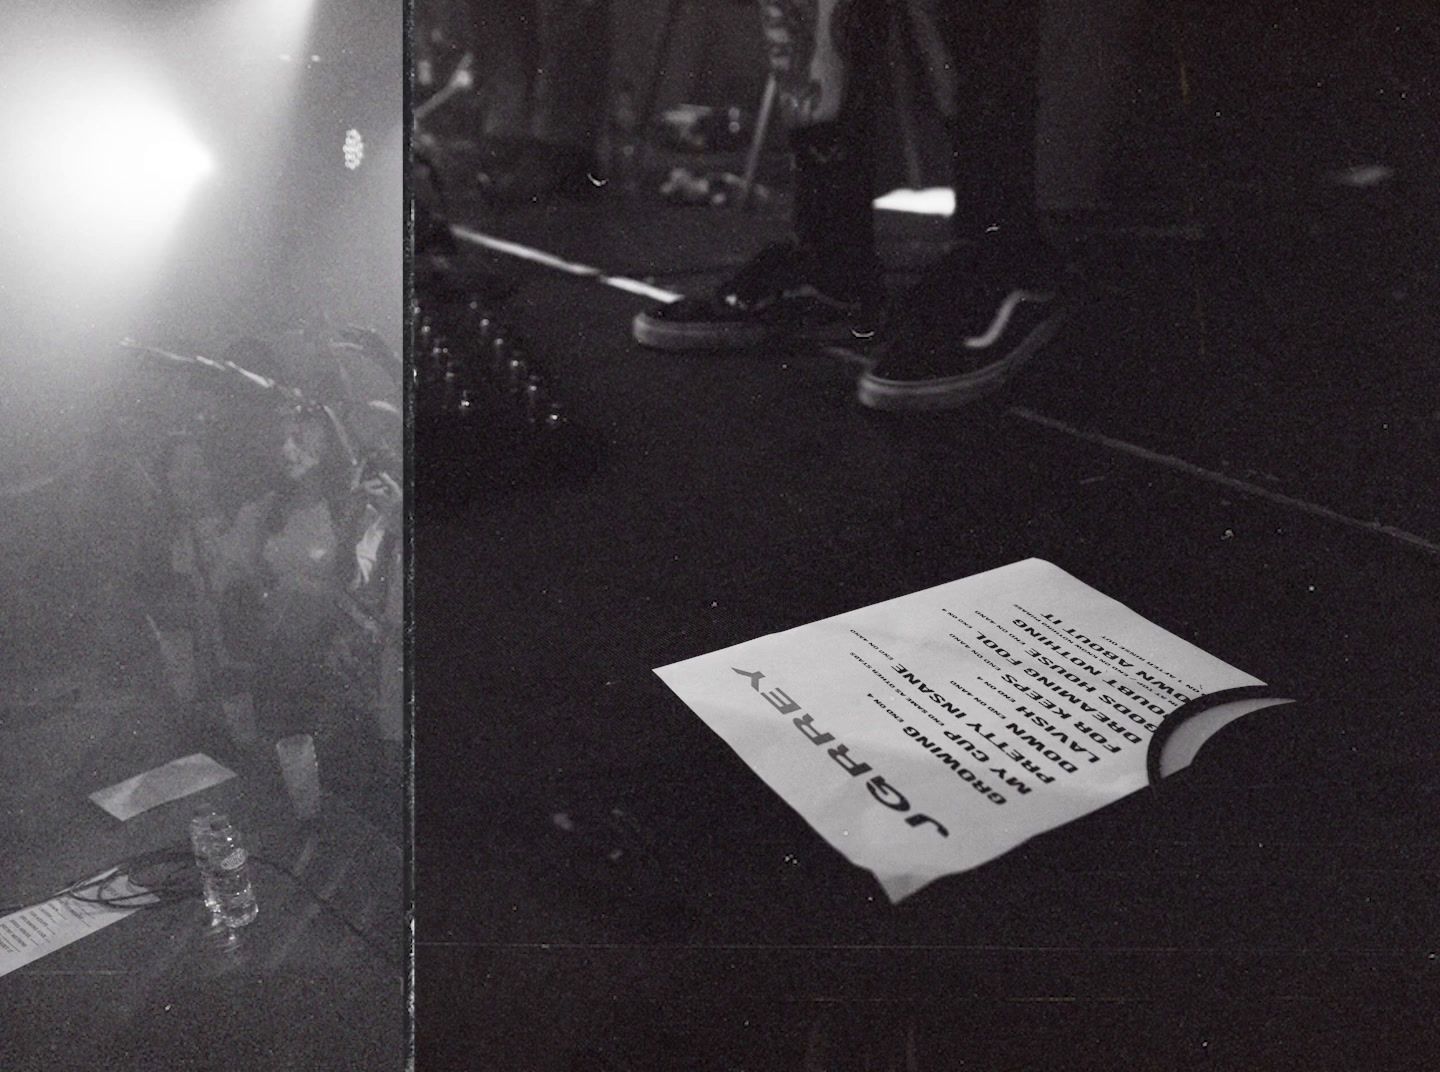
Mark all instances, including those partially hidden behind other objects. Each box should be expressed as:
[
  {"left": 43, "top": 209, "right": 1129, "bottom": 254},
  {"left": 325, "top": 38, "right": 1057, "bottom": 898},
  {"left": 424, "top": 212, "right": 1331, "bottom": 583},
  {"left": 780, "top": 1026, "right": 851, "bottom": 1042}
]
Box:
[{"left": 189, "top": 810, "right": 259, "bottom": 929}]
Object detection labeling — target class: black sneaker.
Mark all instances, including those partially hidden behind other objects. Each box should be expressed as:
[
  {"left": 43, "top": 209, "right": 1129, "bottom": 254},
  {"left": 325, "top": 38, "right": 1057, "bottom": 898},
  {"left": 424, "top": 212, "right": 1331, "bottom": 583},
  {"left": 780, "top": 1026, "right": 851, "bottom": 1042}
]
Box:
[
  {"left": 856, "top": 245, "right": 1080, "bottom": 412},
  {"left": 632, "top": 241, "right": 883, "bottom": 351}
]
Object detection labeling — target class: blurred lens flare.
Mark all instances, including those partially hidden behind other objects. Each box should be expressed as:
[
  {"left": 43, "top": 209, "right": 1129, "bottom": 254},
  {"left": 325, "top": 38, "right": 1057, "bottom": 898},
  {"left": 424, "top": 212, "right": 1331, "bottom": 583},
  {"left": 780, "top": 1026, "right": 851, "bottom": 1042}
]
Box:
[
  {"left": 27, "top": 88, "right": 214, "bottom": 226},
  {"left": 873, "top": 187, "right": 956, "bottom": 216},
  {"left": 0, "top": 50, "right": 214, "bottom": 291}
]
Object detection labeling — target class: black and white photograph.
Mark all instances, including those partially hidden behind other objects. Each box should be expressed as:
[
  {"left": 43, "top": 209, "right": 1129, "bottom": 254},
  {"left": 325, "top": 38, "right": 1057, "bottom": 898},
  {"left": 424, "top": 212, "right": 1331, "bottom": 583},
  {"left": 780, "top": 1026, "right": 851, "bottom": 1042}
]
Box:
[{"left": 4, "top": 1, "right": 1440, "bottom": 1069}]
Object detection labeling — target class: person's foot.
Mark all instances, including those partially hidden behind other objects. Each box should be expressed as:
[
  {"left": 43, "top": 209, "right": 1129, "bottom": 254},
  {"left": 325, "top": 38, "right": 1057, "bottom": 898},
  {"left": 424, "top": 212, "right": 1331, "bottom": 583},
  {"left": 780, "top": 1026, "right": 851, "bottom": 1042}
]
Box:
[
  {"left": 632, "top": 241, "right": 883, "bottom": 351},
  {"left": 856, "top": 243, "right": 1081, "bottom": 412}
]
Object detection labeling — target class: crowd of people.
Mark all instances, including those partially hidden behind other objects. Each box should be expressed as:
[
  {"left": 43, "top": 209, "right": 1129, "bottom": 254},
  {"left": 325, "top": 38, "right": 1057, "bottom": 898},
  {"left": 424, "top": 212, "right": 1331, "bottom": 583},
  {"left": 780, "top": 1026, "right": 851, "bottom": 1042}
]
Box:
[{"left": 96, "top": 322, "right": 403, "bottom": 804}]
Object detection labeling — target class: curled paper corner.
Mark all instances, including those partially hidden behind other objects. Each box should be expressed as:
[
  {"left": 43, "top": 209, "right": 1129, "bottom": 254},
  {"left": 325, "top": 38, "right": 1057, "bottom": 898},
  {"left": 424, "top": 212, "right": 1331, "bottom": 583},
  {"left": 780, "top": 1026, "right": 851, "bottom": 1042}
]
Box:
[{"left": 1152, "top": 697, "right": 1296, "bottom": 782}]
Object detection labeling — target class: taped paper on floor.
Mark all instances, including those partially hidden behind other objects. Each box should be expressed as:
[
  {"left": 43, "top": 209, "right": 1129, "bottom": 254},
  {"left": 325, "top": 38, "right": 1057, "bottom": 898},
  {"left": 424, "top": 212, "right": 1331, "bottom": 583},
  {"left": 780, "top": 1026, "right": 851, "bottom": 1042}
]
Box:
[
  {"left": 89, "top": 753, "right": 236, "bottom": 821},
  {"left": 655, "top": 558, "right": 1284, "bottom": 902}
]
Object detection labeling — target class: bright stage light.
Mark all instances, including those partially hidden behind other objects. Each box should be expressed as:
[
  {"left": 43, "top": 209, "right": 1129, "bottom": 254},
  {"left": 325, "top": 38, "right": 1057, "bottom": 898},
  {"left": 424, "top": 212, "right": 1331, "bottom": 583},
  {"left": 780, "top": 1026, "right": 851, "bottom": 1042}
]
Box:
[
  {"left": 873, "top": 187, "right": 956, "bottom": 216},
  {"left": 0, "top": 31, "right": 219, "bottom": 338},
  {"left": 23, "top": 88, "right": 214, "bottom": 230},
  {"left": 344, "top": 129, "right": 365, "bottom": 170}
]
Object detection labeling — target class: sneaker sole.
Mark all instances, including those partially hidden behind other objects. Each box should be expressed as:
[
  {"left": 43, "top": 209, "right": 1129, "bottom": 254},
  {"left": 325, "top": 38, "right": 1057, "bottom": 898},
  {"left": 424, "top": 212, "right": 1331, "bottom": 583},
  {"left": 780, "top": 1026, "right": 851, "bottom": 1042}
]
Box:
[
  {"left": 855, "top": 309, "right": 1069, "bottom": 412},
  {"left": 632, "top": 310, "right": 765, "bottom": 351},
  {"left": 632, "top": 310, "right": 878, "bottom": 353}
]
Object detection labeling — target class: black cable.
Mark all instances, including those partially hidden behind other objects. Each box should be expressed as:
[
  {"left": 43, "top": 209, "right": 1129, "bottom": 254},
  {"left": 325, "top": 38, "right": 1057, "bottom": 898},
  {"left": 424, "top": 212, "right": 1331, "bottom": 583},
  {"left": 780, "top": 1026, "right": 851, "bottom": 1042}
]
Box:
[
  {"left": 0, "top": 876, "right": 110, "bottom": 917},
  {"left": 68, "top": 850, "right": 198, "bottom": 908},
  {"left": 4, "top": 848, "right": 402, "bottom": 969},
  {"left": 67, "top": 848, "right": 403, "bottom": 967},
  {"left": 249, "top": 854, "right": 404, "bottom": 968},
  {"left": 0, "top": 849, "right": 198, "bottom": 917}
]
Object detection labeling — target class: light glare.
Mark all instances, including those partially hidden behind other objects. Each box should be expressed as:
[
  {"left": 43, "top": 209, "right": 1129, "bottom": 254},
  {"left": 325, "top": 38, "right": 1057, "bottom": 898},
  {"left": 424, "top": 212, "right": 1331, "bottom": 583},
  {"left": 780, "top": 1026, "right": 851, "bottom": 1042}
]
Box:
[
  {"left": 873, "top": 187, "right": 956, "bottom": 217},
  {"left": 25, "top": 88, "right": 214, "bottom": 227},
  {"left": 0, "top": 44, "right": 216, "bottom": 314}
]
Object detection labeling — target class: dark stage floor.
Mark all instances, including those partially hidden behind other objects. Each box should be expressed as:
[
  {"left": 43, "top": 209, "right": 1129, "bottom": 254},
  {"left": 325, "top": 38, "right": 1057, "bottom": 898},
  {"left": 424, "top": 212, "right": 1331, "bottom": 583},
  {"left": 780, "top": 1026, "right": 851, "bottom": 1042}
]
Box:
[{"left": 415, "top": 189, "right": 1440, "bottom": 1069}]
